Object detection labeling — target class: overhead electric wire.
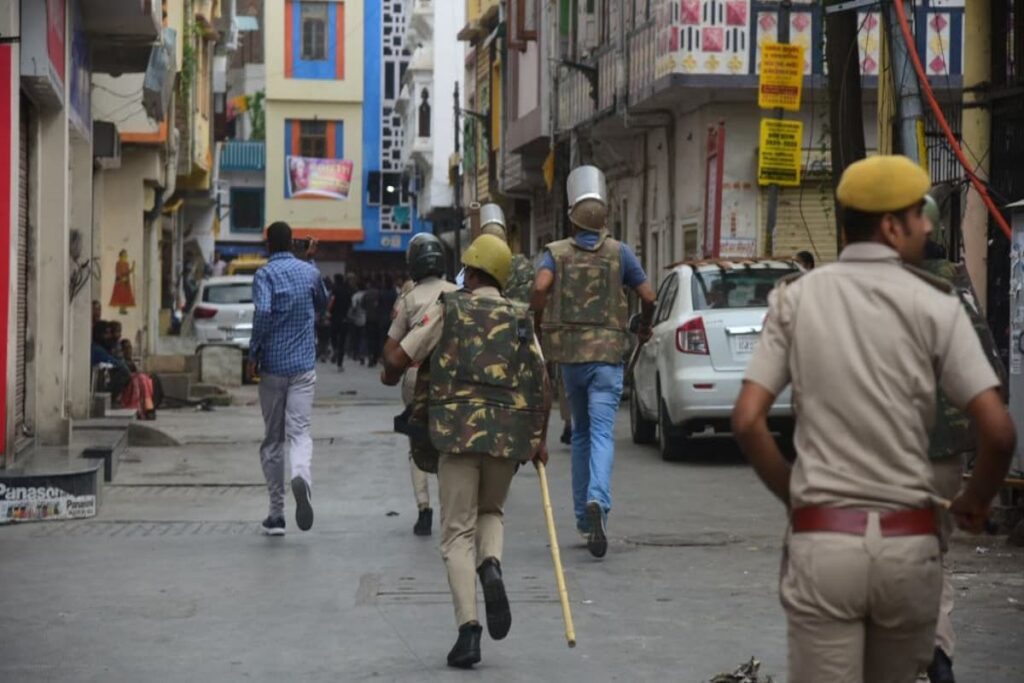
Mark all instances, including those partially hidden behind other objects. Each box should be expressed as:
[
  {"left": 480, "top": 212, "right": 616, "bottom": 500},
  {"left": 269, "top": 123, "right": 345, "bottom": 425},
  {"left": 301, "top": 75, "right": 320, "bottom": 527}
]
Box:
[{"left": 892, "top": 0, "right": 1012, "bottom": 240}]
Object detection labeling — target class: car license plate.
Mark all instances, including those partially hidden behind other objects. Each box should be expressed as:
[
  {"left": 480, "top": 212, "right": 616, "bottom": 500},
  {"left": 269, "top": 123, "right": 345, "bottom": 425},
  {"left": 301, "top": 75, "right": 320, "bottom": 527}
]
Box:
[{"left": 733, "top": 333, "right": 759, "bottom": 355}]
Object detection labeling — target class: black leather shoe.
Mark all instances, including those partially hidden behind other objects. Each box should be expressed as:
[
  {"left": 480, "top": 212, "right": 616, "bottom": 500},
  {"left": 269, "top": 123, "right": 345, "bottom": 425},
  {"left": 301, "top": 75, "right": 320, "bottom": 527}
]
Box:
[
  {"left": 928, "top": 647, "right": 955, "bottom": 683},
  {"left": 446, "top": 622, "right": 482, "bottom": 668},
  {"left": 477, "top": 557, "right": 511, "bottom": 640},
  {"left": 413, "top": 507, "right": 432, "bottom": 536},
  {"left": 560, "top": 423, "right": 572, "bottom": 445}
]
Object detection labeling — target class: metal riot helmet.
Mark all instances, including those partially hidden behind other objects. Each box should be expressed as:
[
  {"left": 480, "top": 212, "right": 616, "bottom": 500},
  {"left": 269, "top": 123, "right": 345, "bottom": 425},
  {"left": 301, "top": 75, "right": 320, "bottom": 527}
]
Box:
[
  {"left": 566, "top": 165, "right": 609, "bottom": 232},
  {"left": 479, "top": 203, "right": 508, "bottom": 242},
  {"left": 406, "top": 233, "right": 446, "bottom": 282}
]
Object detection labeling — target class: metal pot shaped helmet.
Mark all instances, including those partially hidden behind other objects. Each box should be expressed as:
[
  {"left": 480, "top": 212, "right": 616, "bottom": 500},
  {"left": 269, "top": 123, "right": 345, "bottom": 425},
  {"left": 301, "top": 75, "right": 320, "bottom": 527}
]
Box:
[
  {"left": 479, "top": 203, "right": 508, "bottom": 242},
  {"left": 922, "top": 194, "right": 941, "bottom": 231},
  {"left": 406, "top": 233, "right": 446, "bottom": 282},
  {"left": 567, "top": 165, "right": 609, "bottom": 232},
  {"left": 461, "top": 234, "right": 512, "bottom": 289}
]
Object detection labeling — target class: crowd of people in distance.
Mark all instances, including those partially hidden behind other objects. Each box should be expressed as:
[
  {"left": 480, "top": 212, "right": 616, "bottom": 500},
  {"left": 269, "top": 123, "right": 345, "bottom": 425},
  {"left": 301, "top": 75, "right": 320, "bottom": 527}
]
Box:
[
  {"left": 316, "top": 270, "right": 409, "bottom": 370},
  {"left": 89, "top": 301, "right": 161, "bottom": 420}
]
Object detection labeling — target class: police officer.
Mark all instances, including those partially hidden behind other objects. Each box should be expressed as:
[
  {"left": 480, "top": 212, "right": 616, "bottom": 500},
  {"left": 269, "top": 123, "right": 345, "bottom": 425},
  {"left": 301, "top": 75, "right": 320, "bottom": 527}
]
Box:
[
  {"left": 531, "top": 164, "right": 657, "bottom": 557},
  {"left": 383, "top": 233, "right": 457, "bottom": 535},
  {"left": 920, "top": 195, "right": 1006, "bottom": 683},
  {"left": 478, "top": 203, "right": 536, "bottom": 304},
  {"left": 732, "top": 155, "right": 1016, "bottom": 683},
  {"left": 382, "top": 234, "right": 550, "bottom": 668}
]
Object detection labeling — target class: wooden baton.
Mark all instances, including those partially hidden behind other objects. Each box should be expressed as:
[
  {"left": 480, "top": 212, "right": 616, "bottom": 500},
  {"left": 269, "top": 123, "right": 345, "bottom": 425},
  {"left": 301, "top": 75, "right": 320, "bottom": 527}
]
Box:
[{"left": 536, "top": 461, "right": 576, "bottom": 648}]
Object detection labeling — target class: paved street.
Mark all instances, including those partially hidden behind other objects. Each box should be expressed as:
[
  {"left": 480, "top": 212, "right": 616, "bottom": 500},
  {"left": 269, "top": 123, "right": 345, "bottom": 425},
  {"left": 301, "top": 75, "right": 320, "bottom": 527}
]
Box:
[{"left": 1, "top": 363, "right": 1022, "bottom": 682}]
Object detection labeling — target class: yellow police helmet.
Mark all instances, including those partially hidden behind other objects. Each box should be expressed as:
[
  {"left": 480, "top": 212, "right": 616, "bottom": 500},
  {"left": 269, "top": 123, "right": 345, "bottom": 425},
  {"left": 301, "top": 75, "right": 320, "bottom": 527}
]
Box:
[
  {"left": 462, "top": 234, "right": 512, "bottom": 289},
  {"left": 836, "top": 155, "right": 931, "bottom": 213}
]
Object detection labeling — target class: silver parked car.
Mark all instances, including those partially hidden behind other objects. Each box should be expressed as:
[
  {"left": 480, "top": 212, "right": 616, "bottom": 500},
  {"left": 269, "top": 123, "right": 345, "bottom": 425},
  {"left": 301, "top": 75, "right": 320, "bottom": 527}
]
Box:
[
  {"left": 186, "top": 275, "right": 255, "bottom": 350},
  {"left": 630, "top": 259, "right": 798, "bottom": 460}
]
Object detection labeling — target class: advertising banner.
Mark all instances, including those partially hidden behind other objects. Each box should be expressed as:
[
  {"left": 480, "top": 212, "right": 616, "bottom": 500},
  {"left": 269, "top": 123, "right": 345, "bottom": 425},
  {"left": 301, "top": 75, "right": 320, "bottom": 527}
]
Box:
[{"left": 286, "top": 155, "right": 354, "bottom": 199}]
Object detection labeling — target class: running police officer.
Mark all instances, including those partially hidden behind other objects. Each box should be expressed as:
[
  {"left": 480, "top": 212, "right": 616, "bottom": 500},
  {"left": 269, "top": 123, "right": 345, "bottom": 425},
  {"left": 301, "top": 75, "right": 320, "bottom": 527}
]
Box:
[
  {"left": 382, "top": 234, "right": 550, "bottom": 668},
  {"left": 478, "top": 203, "right": 535, "bottom": 304},
  {"left": 531, "top": 164, "right": 657, "bottom": 557},
  {"left": 732, "top": 155, "right": 1015, "bottom": 683},
  {"left": 383, "top": 233, "right": 456, "bottom": 535}
]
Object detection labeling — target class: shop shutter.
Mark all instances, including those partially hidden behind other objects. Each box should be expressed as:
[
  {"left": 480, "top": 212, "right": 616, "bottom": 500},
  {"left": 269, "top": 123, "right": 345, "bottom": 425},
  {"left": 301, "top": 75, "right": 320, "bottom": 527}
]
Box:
[
  {"left": 764, "top": 180, "right": 838, "bottom": 264},
  {"left": 14, "top": 99, "right": 30, "bottom": 441}
]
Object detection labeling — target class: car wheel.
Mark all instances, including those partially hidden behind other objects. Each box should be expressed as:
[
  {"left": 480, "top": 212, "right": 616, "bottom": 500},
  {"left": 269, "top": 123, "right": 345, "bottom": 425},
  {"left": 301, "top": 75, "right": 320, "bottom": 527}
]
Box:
[
  {"left": 630, "top": 388, "right": 657, "bottom": 445},
  {"left": 657, "top": 382, "right": 685, "bottom": 461}
]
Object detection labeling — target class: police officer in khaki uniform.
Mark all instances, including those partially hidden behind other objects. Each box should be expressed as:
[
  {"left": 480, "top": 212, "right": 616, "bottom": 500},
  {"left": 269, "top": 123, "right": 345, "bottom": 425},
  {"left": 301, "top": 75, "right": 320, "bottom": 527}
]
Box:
[
  {"left": 732, "top": 155, "right": 1015, "bottom": 683},
  {"left": 382, "top": 234, "right": 550, "bottom": 669},
  {"left": 383, "top": 233, "right": 457, "bottom": 535}
]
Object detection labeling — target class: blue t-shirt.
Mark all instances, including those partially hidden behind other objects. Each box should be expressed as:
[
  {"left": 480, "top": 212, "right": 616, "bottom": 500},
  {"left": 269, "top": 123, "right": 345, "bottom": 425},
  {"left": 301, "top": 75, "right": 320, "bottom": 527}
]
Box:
[{"left": 536, "top": 232, "right": 647, "bottom": 288}]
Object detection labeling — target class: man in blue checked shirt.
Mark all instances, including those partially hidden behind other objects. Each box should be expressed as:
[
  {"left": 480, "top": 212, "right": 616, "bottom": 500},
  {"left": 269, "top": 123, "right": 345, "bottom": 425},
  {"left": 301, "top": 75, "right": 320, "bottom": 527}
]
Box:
[{"left": 249, "top": 222, "right": 328, "bottom": 536}]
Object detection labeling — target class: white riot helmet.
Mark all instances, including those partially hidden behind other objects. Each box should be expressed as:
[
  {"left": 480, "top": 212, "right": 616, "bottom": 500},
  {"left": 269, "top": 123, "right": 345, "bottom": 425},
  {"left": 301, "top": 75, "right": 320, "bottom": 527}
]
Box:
[
  {"left": 566, "top": 165, "right": 608, "bottom": 231},
  {"left": 479, "top": 203, "right": 507, "bottom": 241}
]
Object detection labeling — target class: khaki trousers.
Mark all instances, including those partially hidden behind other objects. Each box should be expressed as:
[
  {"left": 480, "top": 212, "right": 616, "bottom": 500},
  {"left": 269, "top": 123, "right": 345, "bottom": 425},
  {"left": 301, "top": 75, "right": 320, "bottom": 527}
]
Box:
[
  {"left": 781, "top": 513, "right": 943, "bottom": 683},
  {"left": 437, "top": 452, "right": 518, "bottom": 627},
  {"left": 932, "top": 456, "right": 964, "bottom": 659}
]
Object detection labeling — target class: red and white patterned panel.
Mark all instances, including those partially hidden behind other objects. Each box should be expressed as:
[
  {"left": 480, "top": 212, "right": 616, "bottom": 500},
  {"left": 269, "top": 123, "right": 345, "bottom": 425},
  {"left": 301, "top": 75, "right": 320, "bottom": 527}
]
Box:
[
  {"left": 857, "top": 11, "right": 882, "bottom": 76},
  {"left": 656, "top": 0, "right": 751, "bottom": 76},
  {"left": 925, "top": 11, "right": 953, "bottom": 76},
  {"left": 755, "top": 9, "right": 812, "bottom": 76}
]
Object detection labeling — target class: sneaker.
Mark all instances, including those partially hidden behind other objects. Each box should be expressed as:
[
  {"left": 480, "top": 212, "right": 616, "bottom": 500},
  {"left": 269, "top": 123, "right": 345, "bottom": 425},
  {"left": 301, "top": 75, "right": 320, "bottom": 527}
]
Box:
[
  {"left": 477, "top": 557, "right": 511, "bottom": 640},
  {"left": 447, "top": 622, "right": 482, "bottom": 669},
  {"left": 291, "top": 477, "right": 314, "bottom": 531},
  {"left": 586, "top": 501, "right": 607, "bottom": 558},
  {"left": 413, "top": 507, "right": 433, "bottom": 536},
  {"left": 576, "top": 522, "right": 591, "bottom": 540},
  {"left": 261, "top": 516, "right": 286, "bottom": 536}
]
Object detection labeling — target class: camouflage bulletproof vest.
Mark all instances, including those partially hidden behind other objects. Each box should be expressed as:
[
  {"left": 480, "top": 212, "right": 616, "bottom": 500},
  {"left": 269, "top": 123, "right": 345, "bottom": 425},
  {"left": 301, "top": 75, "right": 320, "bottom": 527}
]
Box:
[
  {"left": 923, "top": 258, "right": 1007, "bottom": 461},
  {"left": 428, "top": 291, "right": 547, "bottom": 460},
  {"left": 541, "top": 234, "right": 630, "bottom": 364},
  {"left": 504, "top": 254, "right": 536, "bottom": 304}
]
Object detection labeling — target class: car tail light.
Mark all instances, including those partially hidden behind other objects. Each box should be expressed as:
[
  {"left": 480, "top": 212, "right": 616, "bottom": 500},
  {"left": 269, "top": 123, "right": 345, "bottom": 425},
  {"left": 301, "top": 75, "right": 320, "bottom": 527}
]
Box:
[
  {"left": 676, "top": 317, "right": 709, "bottom": 355},
  {"left": 193, "top": 306, "right": 218, "bottom": 320}
]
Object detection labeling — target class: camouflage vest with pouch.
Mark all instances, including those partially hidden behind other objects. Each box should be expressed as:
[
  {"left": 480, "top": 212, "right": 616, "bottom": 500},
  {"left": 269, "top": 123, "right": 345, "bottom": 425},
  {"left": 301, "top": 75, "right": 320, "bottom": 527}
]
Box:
[
  {"left": 428, "top": 291, "right": 547, "bottom": 460},
  {"left": 541, "top": 233, "right": 630, "bottom": 364},
  {"left": 504, "top": 253, "right": 536, "bottom": 304}
]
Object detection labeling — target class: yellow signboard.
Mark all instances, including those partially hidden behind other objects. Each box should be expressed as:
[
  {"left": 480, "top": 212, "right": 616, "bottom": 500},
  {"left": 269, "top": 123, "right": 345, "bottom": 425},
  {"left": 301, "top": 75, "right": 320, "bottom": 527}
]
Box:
[
  {"left": 758, "top": 43, "right": 804, "bottom": 111},
  {"left": 758, "top": 119, "right": 803, "bottom": 187}
]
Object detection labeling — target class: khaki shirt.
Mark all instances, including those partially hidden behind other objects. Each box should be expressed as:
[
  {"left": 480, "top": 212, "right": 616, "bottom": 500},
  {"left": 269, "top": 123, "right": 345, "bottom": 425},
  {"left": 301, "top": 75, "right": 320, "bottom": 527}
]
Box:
[
  {"left": 745, "top": 243, "right": 999, "bottom": 510},
  {"left": 388, "top": 276, "right": 458, "bottom": 342}
]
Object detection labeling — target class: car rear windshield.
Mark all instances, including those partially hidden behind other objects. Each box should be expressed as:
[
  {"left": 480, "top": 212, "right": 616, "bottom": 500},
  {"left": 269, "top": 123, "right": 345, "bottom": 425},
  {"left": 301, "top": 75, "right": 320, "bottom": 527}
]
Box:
[
  {"left": 203, "top": 283, "right": 253, "bottom": 304},
  {"left": 691, "top": 268, "right": 797, "bottom": 310}
]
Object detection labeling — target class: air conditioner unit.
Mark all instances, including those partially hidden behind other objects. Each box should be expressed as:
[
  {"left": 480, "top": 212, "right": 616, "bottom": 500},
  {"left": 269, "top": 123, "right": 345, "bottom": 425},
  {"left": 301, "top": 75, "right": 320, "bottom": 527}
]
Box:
[{"left": 93, "top": 121, "right": 122, "bottom": 170}]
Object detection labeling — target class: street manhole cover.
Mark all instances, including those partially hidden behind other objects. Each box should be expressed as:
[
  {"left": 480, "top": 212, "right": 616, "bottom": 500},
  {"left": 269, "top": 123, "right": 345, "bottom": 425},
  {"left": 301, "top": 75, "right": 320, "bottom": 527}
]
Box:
[{"left": 624, "top": 532, "right": 738, "bottom": 548}]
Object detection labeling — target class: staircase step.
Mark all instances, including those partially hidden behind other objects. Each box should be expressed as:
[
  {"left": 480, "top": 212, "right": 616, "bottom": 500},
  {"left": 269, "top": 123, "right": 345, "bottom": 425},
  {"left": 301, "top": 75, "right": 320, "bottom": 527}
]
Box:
[{"left": 75, "top": 428, "right": 128, "bottom": 483}]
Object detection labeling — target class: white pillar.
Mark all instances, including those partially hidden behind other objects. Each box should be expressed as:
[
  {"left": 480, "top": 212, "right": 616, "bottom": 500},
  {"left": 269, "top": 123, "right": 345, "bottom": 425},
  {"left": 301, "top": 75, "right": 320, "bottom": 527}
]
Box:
[
  {"left": 33, "top": 105, "right": 71, "bottom": 445},
  {"left": 69, "top": 135, "right": 94, "bottom": 420}
]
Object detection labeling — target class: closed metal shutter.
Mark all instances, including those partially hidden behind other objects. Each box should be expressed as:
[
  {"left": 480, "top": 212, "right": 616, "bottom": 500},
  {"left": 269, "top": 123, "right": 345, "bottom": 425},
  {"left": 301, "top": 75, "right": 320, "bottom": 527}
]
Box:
[
  {"left": 14, "top": 99, "right": 29, "bottom": 441},
  {"left": 764, "top": 181, "right": 838, "bottom": 264}
]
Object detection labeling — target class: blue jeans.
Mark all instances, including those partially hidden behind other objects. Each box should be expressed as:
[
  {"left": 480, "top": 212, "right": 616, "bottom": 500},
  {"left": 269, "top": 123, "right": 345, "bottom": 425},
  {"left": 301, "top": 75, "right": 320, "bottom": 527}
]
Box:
[{"left": 562, "top": 362, "right": 624, "bottom": 529}]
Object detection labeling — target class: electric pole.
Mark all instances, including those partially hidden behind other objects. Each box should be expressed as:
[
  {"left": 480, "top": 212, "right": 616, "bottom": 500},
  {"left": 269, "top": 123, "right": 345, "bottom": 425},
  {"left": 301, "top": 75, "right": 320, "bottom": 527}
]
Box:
[
  {"left": 763, "top": 0, "right": 792, "bottom": 252},
  {"left": 452, "top": 81, "right": 462, "bottom": 279},
  {"left": 884, "top": 0, "right": 926, "bottom": 163}
]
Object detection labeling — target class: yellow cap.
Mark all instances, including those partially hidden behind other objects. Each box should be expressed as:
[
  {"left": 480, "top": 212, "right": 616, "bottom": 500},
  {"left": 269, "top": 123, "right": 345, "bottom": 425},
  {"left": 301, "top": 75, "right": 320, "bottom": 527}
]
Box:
[
  {"left": 462, "top": 234, "right": 512, "bottom": 289},
  {"left": 836, "top": 155, "right": 931, "bottom": 212}
]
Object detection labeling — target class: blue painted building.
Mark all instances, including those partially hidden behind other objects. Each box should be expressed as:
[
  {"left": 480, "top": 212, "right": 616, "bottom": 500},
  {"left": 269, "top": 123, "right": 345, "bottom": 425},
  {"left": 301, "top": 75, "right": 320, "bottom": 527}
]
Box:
[{"left": 358, "top": 0, "right": 429, "bottom": 254}]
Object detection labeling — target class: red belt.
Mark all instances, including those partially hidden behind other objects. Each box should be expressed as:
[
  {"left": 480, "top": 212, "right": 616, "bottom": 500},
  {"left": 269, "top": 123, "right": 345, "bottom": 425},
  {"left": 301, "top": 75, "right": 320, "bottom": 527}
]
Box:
[{"left": 791, "top": 506, "right": 938, "bottom": 537}]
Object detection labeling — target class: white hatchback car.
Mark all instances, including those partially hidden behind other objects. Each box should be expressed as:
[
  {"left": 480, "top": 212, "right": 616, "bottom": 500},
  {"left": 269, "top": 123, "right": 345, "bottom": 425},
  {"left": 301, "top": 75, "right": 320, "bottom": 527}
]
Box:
[
  {"left": 187, "top": 275, "right": 255, "bottom": 350},
  {"left": 630, "top": 259, "right": 799, "bottom": 459}
]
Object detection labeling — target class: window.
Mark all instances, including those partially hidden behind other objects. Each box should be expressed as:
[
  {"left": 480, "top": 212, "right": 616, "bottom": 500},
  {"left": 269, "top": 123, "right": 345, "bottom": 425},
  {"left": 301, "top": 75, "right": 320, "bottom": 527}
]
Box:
[
  {"left": 299, "top": 120, "right": 327, "bottom": 158},
  {"left": 691, "top": 268, "right": 798, "bottom": 310},
  {"left": 230, "top": 188, "right": 264, "bottom": 233},
  {"left": 366, "top": 170, "right": 382, "bottom": 205},
  {"left": 654, "top": 274, "right": 678, "bottom": 325},
  {"left": 381, "top": 172, "right": 402, "bottom": 206},
  {"left": 418, "top": 88, "right": 431, "bottom": 138},
  {"left": 204, "top": 283, "right": 254, "bottom": 304},
  {"left": 301, "top": 2, "right": 328, "bottom": 61}
]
